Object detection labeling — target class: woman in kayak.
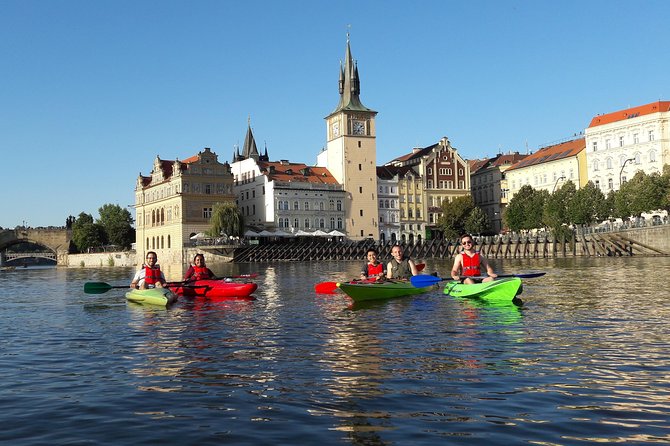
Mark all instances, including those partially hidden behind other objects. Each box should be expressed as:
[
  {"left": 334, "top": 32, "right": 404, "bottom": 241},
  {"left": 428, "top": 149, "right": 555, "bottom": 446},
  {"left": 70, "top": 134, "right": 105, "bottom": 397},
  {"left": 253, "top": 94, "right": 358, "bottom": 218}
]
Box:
[
  {"left": 451, "top": 234, "right": 497, "bottom": 284},
  {"left": 387, "top": 244, "right": 419, "bottom": 280},
  {"left": 184, "top": 253, "right": 215, "bottom": 282},
  {"left": 130, "top": 251, "right": 167, "bottom": 289},
  {"left": 360, "top": 248, "right": 386, "bottom": 281}
]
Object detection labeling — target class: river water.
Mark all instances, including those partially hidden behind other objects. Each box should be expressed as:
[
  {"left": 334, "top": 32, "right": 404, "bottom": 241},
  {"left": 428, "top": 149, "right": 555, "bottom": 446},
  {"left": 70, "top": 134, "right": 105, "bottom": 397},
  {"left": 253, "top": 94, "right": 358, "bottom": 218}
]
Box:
[{"left": 1, "top": 257, "right": 669, "bottom": 445}]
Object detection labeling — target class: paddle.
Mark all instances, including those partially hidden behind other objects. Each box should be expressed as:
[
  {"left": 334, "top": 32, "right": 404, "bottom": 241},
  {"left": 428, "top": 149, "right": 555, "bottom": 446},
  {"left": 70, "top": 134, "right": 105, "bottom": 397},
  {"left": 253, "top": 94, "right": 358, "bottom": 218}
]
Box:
[
  {"left": 84, "top": 281, "right": 208, "bottom": 295},
  {"left": 410, "top": 272, "right": 546, "bottom": 288}
]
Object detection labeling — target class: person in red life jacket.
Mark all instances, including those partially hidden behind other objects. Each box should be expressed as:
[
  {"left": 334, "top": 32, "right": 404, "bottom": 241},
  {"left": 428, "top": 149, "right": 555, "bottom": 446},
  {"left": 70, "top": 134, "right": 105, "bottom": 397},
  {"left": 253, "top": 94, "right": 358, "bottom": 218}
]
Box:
[
  {"left": 130, "top": 251, "right": 167, "bottom": 289},
  {"left": 360, "top": 248, "right": 386, "bottom": 281},
  {"left": 451, "top": 234, "right": 497, "bottom": 284},
  {"left": 183, "top": 253, "right": 215, "bottom": 283}
]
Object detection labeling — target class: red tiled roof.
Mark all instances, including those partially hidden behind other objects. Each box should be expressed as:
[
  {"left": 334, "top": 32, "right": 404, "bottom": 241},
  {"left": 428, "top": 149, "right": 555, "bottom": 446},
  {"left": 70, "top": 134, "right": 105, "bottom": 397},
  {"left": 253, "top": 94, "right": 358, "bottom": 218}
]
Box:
[
  {"left": 506, "top": 138, "right": 584, "bottom": 172},
  {"left": 258, "top": 161, "right": 340, "bottom": 185},
  {"left": 588, "top": 101, "right": 670, "bottom": 128}
]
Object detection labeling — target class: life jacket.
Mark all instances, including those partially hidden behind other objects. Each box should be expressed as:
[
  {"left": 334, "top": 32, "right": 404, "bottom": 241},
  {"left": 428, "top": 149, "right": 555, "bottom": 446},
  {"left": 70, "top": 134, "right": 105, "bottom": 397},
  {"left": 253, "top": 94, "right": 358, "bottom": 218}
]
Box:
[
  {"left": 366, "top": 262, "right": 384, "bottom": 277},
  {"left": 144, "top": 265, "right": 162, "bottom": 285},
  {"left": 192, "top": 265, "right": 212, "bottom": 280},
  {"left": 461, "top": 252, "right": 481, "bottom": 277},
  {"left": 390, "top": 257, "right": 412, "bottom": 279}
]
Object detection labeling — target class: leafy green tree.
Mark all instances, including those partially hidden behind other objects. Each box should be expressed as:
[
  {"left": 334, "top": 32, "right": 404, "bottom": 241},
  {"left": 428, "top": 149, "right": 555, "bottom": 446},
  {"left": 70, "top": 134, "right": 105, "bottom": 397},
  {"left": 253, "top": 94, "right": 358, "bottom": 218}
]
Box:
[
  {"left": 543, "top": 180, "right": 576, "bottom": 229},
  {"left": 98, "top": 204, "right": 135, "bottom": 249},
  {"left": 209, "top": 202, "right": 244, "bottom": 237},
  {"left": 437, "top": 196, "right": 475, "bottom": 240},
  {"left": 661, "top": 165, "right": 670, "bottom": 211},
  {"left": 464, "top": 206, "right": 490, "bottom": 236},
  {"left": 569, "top": 181, "right": 607, "bottom": 225},
  {"left": 504, "top": 185, "right": 547, "bottom": 231},
  {"left": 72, "top": 212, "right": 107, "bottom": 252}
]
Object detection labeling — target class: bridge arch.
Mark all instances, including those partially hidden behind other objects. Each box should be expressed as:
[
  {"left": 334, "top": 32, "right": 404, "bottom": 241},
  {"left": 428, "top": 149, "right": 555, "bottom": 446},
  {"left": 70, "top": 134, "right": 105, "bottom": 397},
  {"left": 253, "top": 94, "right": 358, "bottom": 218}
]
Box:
[{"left": 0, "top": 228, "right": 73, "bottom": 266}]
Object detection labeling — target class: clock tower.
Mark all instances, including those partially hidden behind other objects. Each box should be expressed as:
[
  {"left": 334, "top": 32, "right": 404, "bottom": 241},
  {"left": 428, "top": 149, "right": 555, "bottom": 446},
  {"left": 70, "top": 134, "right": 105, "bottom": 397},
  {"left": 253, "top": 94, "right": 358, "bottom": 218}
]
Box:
[{"left": 321, "top": 35, "right": 379, "bottom": 241}]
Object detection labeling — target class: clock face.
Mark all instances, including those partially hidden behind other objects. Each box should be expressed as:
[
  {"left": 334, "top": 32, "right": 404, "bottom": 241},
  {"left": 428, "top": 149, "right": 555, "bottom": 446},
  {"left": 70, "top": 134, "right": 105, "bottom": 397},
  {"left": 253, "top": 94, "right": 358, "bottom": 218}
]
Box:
[
  {"left": 332, "top": 121, "right": 340, "bottom": 137},
  {"left": 352, "top": 120, "right": 365, "bottom": 135}
]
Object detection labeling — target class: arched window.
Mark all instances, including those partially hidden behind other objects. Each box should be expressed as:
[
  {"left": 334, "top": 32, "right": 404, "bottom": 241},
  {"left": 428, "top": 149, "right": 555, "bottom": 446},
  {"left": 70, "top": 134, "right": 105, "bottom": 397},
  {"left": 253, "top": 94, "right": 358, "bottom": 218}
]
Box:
[{"left": 167, "top": 235, "right": 171, "bottom": 248}]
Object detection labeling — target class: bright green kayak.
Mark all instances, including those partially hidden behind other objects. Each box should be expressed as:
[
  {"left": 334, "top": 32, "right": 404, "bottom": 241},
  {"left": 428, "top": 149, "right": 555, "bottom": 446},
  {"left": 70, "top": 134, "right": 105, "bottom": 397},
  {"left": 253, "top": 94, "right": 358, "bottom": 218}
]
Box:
[
  {"left": 337, "top": 280, "right": 433, "bottom": 302},
  {"left": 443, "top": 278, "right": 522, "bottom": 304},
  {"left": 125, "top": 287, "right": 178, "bottom": 306}
]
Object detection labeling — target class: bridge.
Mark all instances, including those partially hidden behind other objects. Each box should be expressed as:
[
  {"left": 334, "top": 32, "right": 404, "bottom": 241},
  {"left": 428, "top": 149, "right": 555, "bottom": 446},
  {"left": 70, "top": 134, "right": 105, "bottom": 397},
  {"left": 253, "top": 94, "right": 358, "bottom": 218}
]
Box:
[{"left": 0, "top": 227, "right": 72, "bottom": 266}]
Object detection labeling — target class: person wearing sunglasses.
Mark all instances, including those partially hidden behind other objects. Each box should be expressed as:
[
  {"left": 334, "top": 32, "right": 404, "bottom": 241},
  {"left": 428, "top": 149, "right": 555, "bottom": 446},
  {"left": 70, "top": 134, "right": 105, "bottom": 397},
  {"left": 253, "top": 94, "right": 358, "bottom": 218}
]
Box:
[{"left": 450, "top": 234, "right": 497, "bottom": 284}]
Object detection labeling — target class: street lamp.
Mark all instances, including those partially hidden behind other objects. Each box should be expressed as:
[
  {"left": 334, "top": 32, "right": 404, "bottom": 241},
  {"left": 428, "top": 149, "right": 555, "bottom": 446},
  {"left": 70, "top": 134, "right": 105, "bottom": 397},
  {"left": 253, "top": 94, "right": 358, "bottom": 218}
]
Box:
[
  {"left": 552, "top": 176, "right": 566, "bottom": 193},
  {"left": 619, "top": 158, "right": 635, "bottom": 188}
]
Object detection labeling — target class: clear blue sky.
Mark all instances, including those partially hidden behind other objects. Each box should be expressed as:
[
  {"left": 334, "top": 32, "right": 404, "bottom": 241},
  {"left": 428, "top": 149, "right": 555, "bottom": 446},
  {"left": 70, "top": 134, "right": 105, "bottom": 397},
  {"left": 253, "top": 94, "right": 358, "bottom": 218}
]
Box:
[{"left": 2, "top": 0, "right": 669, "bottom": 229}]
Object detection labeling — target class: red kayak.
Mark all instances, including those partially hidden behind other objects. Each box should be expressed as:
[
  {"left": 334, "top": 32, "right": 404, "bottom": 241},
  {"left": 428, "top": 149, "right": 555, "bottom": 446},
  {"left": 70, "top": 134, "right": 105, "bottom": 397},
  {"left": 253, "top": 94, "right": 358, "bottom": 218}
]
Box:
[{"left": 170, "top": 279, "right": 257, "bottom": 299}]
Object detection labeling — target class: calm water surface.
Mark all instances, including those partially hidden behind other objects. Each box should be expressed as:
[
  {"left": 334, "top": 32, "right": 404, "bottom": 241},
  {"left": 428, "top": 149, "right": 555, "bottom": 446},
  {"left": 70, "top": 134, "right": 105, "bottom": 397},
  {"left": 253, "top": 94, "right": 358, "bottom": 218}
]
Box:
[{"left": 1, "top": 257, "right": 669, "bottom": 445}]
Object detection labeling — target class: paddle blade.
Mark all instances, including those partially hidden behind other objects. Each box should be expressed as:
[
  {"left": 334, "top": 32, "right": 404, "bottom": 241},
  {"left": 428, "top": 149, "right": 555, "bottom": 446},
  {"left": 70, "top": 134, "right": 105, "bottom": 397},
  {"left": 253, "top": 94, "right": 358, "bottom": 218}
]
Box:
[
  {"left": 410, "top": 275, "right": 443, "bottom": 288},
  {"left": 514, "top": 272, "right": 546, "bottom": 279},
  {"left": 83, "top": 282, "right": 113, "bottom": 294},
  {"left": 416, "top": 263, "right": 426, "bottom": 272},
  {"left": 314, "top": 281, "right": 339, "bottom": 294}
]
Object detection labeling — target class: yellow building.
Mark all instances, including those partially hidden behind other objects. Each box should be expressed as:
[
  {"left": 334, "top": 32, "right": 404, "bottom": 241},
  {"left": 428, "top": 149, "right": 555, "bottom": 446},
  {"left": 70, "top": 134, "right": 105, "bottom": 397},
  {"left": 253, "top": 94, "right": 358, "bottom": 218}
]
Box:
[
  {"left": 505, "top": 138, "right": 586, "bottom": 199},
  {"left": 318, "top": 36, "right": 379, "bottom": 240},
  {"left": 133, "top": 147, "right": 235, "bottom": 265}
]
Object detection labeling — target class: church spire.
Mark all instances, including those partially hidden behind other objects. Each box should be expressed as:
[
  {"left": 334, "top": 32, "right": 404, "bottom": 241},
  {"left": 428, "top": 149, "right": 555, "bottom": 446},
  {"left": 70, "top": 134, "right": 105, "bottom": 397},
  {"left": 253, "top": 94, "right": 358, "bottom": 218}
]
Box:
[
  {"left": 330, "top": 34, "right": 374, "bottom": 114},
  {"left": 241, "top": 118, "right": 259, "bottom": 161}
]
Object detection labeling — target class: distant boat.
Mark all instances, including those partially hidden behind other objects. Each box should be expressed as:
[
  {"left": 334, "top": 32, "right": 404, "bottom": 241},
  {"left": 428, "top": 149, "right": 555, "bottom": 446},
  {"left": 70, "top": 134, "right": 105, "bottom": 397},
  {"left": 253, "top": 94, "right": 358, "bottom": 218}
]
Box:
[{"left": 0, "top": 266, "right": 16, "bottom": 271}]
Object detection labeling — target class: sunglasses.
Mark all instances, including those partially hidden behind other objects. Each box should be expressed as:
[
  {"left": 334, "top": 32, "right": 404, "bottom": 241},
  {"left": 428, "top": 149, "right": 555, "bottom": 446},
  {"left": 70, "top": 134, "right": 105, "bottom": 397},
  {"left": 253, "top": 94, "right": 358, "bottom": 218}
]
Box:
[{"left": 461, "top": 240, "right": 473, "bottom": 245}]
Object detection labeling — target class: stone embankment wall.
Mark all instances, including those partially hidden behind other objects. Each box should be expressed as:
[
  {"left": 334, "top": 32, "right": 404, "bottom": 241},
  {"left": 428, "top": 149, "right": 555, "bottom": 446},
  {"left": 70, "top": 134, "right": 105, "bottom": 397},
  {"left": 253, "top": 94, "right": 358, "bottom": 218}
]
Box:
[{"left": 66, "top": 251, "right": 136, "bottom": 267}]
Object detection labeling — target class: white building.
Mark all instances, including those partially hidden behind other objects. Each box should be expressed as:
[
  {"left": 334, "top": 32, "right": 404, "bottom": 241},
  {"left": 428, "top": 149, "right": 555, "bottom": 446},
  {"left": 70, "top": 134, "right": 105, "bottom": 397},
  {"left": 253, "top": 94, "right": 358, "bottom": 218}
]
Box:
[
  {"left": 231, "top": 125, "right": 346, "bottom": 233},
  {"left": 585, "top": 101, "right": 670, "bottom": 192},
  {"left": 376, "top": 166, "right": 400, "bottom": 243}
]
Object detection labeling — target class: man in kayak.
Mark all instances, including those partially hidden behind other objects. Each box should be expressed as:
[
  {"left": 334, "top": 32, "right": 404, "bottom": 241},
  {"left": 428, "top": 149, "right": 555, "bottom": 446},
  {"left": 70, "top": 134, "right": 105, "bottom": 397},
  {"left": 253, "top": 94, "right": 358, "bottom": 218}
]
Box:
[
  {"left": 360, "top": 248, "right": 386, "bottom": 281},
  {"left": 387, "top": 244, "right": 419, "bottom": 280},
  {"left": 451, "top": 234, "right": 497, "bottom": 284},
  {"left": 184, "top": 253, "right": 215, "bottom": 282},
  {"left": 130, "top": 251, "right": 167, "bottom": 289}
]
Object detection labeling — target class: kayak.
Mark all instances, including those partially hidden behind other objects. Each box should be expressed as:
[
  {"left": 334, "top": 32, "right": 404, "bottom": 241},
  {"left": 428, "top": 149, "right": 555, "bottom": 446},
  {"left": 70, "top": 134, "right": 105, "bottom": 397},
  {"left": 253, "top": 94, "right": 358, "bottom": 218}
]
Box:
[
  {"left": 443, "top": 278, "right": 522, "bottom": 304},
  {"left": 337, "top": 280, "right": 434, "bottom": 302},
  {"left": 169, "top": 279, "right": 257, "bottom": 299},
  {"left": 125, "top": 287, "right": 179, "bottom": 306}
]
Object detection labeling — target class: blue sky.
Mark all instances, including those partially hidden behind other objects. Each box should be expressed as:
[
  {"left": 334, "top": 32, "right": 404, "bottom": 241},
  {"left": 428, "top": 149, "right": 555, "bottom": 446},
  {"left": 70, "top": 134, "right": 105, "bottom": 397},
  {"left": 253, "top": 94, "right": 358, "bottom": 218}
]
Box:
[{"left": 1, "top": 0, "right": 669, "bottom": 229}]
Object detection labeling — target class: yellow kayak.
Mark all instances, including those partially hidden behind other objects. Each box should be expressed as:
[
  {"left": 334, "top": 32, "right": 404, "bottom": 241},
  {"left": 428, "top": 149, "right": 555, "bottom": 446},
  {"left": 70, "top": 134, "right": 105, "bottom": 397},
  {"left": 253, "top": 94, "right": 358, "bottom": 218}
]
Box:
[{"left": 125, "top": 287, "right": 178, "bottom": 306}]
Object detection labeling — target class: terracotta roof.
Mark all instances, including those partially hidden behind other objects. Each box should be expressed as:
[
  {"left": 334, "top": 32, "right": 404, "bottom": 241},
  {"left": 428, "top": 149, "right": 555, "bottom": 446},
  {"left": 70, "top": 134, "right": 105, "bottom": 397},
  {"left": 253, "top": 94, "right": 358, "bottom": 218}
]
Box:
[
  {"left": 181, "top": 155, "right": 199, "bottom": 163},
  {"left": 258, "top": 161, "right": 340, "bottom": 185},
  {"left": 506, "top": 138, "right": 584, "bottom": 172},
  {"left": 588, "top": 101, "right": 670, "bottom": 128},
  {"left": 469, "top": 159, "right": 488, "bottom": 173}
]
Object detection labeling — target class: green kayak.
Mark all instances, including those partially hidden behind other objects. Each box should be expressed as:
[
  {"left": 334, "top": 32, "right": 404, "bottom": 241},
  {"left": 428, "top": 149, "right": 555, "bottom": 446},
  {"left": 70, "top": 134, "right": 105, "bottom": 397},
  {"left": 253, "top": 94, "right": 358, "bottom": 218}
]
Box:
[
  {"left": 337, "top": 280, "right": 433, "bottom": 302},
  {"left": 125, "top": 287, "right": 178, "bottom": 306},
  {"left": 443, "top": 277, "right": 522, "bottom": 304}
]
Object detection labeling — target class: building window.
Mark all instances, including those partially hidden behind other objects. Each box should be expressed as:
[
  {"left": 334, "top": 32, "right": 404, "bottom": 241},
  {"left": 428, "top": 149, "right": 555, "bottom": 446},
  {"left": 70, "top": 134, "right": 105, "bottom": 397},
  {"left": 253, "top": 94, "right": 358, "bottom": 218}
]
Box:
[
  {"left": 592, "top": 141, "right": 598, "bottom": 152},
  {"left": 649, "top": 130, "right": 655, "bottom": 141},
  {"left": 359, "top": 209, "right": 363, "bottom": 217},
  {"left": 294, "top": 201, "right": 299, "bottom": 210},
  {"left": 304, "top": 201, "right": 309, "bottom": 211},
  {"left": 329, "top": 199, "right": 334, "bottom": 210},
  {"left": 427, "top": 168, "right": 432, "bottom": 175},
  {"left": 608, "top": 178, "right": 613, "bottom": 190},
  {"left": 606, "top": 158, "right": 613, "bottom": 169},
  {"left": 619, "top": 136, "right": 624, "bottom": 147},
  {"left": 330, "top": 217, "right": 335, "bottom": 229},
  {"left": 606, "top": 139, "right": 611, "bottom": 149},
  {"left": 205, "top": 184, "right": 211, "bottom": 194},
  {"left": 294, "top": 218, "right": 299, "bottom": 228},
  {"left": 203, "top": 207, "right": 212, "bottom": 219},
  {"left": 304, "top": 218, "right": 310, "bottom": 229},
  {"left": 650, "top": 150, "right": 656, "bottom": 162},
  {"left": 633, "top": 133, "right": 639, "bottom": 144},
  {"left": 337, "top": 218, "right": 343, "bottom": 229},
  {"left": 336, "top": 200, "right": 342, "bottom": 211}
]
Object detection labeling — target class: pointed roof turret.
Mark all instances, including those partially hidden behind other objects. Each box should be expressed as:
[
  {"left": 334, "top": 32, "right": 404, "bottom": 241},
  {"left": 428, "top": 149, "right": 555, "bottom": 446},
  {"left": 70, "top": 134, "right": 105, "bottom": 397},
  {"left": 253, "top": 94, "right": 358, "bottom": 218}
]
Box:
[
  {"left": 329, "top": 34, "right": 375, "bottom": 115},
  {"left": 241, "top": 118, "right": 260, "bottom": 161}
]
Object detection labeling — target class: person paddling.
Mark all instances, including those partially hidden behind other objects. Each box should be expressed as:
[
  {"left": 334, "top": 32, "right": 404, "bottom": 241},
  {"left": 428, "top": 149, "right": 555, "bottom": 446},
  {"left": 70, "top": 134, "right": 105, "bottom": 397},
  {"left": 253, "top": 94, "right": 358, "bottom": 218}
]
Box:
[
  {"left": 387, "top": 244, "right": 419, "bottom": 280},
  {"left": 130, "top": 251, "right": 167, "bottom": 289},
  {"left": 360, "top": 248, "right": 386, "bottom": 281},
  {"left": 183, "top": 253, "right": 215, "bottom": 282},
  {"left": 451, "top": 234, "right": 497, "bottom": 284}
]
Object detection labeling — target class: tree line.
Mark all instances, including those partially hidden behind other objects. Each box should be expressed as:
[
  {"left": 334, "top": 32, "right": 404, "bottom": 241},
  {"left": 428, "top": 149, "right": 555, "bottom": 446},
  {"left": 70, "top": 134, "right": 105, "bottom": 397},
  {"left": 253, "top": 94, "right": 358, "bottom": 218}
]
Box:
[
  {"left": 438, "top": 166, "right": 670, "bottom": 239},
  {"left": 70, "top": 204, "right": 135, "bottom": 252}
]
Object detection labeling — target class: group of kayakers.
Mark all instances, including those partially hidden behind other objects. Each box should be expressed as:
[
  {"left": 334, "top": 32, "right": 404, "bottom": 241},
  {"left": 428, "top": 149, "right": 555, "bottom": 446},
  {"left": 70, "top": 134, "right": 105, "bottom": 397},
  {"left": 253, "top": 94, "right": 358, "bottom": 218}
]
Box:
[
  {"left": 361, "top": 235, "right": 497, "bottom": 284},
  {"left": 130, "top": 252, "right": 216, "bottom": 289},
  {"left": 132, "top": 233, "right": 497, "bottom": 290}
]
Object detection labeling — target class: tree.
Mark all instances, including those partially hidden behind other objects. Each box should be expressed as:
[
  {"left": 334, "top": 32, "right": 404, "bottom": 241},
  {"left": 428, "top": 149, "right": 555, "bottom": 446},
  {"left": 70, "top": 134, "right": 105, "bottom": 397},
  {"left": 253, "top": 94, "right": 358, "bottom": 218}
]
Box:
[
  {"left": 209, "top": 202, "right": 244, "bottom": 237},
  {"left": 543, "top": 180, "right": 576, "bottom": 229},
  {"left": 72, "top": 212, "right": 106, "bottom": 252},
  {"left": 464, "top": 206, "right": 490, "bottom": 236},
  {"left": 569, "top": 181, "right": 607, "bottom": 225},
  {"left": 504, "top": 185, "right": 547, "bottom": 231},
  {"left": 437, "top": 196, "right": 475, "bottom": 240},
  {"left": 98, "top": 204, "right": 135, "bottom": 249}
]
